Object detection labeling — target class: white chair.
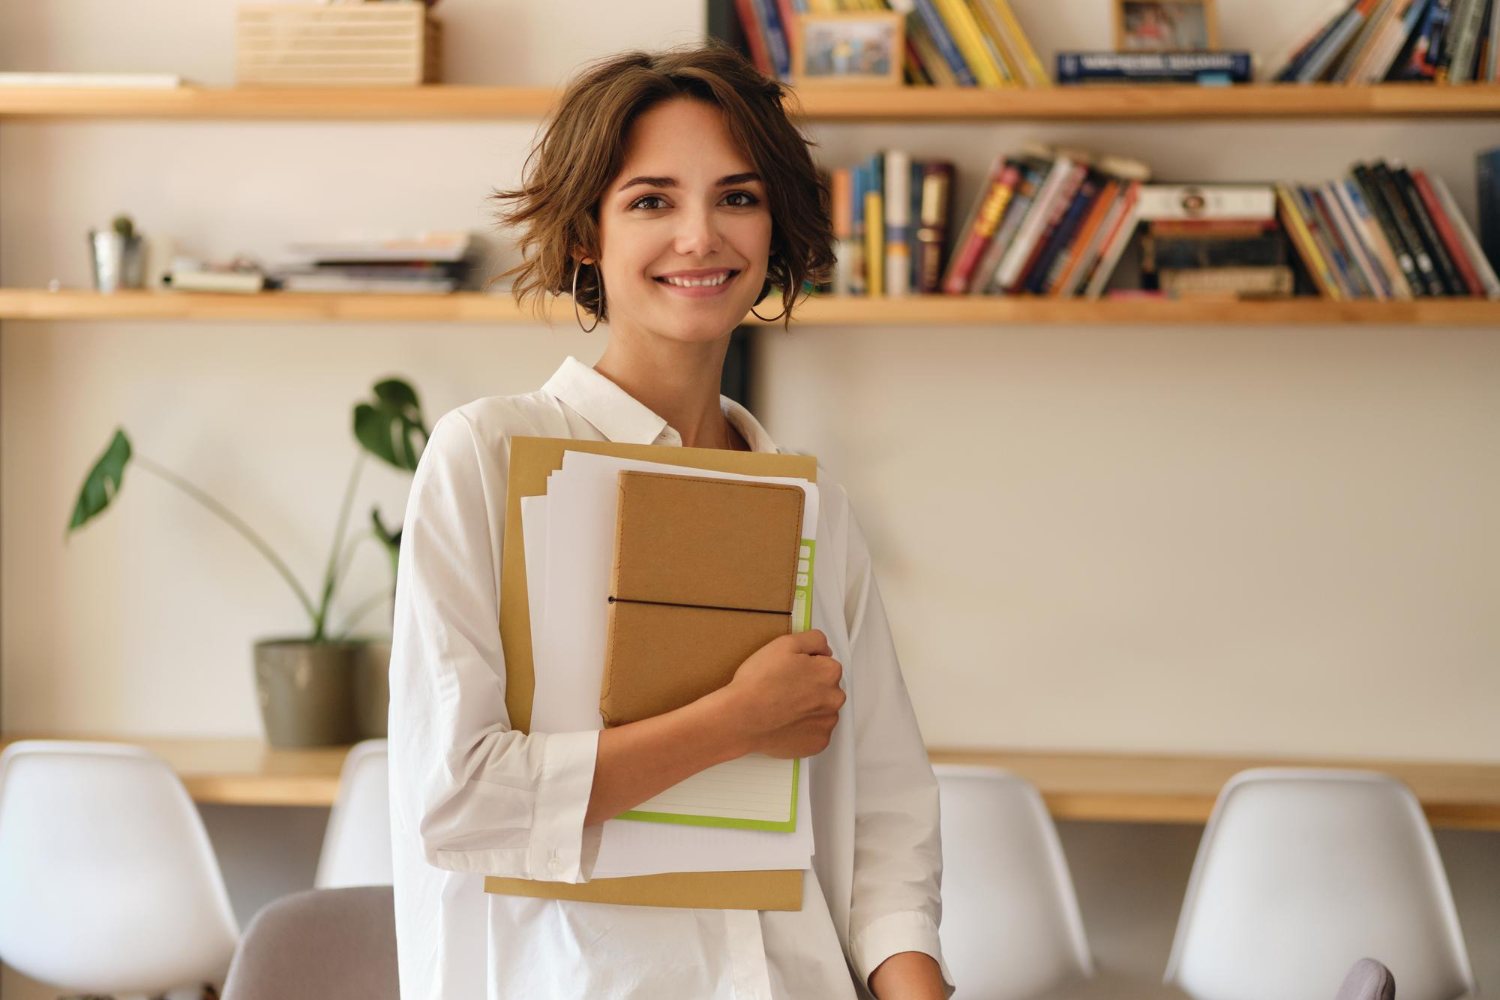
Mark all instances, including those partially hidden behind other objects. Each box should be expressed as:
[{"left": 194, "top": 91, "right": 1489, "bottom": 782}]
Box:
[
  {"left": 315, "top": 738, "right": 392, "bottom": 888},
  {"left": 1165, "top": 768, "right": 1477, "bottom": 1000},
  {"left": 0, "top": 739, "right": 239, "bottom": 999},
  {"left": 936, "top": 764, "right": 1095, "bottom": 1000}
]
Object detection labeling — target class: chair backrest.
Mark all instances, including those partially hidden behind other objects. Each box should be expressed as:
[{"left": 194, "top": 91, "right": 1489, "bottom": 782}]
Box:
[
  {"left": 221, "top": 886, "right": 398, "bottom": 1000},
  {"left": 0, "top": 740, "right": 239, "bottom": 995},
  {"left": 1336, "top": 958, "right": 1398, "bottom": 1000},
  {"left": 1165, "top": 768, "right": 1475, "bottom": 1000},
  {"left": 935, "top": 764, "right": 1094, "bottom": 1000},
  {"left": 315, "top": 738, "right": 392, "bottom": 888}
]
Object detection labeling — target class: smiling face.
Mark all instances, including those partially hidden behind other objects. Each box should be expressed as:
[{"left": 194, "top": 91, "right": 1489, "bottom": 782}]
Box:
[{"left": 589, "top": 97, "right": 773, "bottom": 346}]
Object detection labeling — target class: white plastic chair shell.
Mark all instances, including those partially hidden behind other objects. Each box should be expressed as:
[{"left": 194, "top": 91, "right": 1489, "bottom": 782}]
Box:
[
  {"left": 0, "top": 739, "right": 239, "bottom": 997},
  {"left": 315, "top": 738, "right": 392, "bottom": 888},
  {"left": 936, "top": 764, "right": 1095, "bottom": 1000},
  {"left": 1165, "top": 768, "right": 1476, "bottom": 1000}
]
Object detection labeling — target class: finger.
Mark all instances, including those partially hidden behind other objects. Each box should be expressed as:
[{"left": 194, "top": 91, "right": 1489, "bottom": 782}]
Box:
[{"left": 792, "top": 629, "right": 832, "bottom": 656}]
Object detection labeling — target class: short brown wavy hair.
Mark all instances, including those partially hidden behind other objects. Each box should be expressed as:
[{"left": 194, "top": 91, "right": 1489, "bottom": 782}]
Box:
[{"left": 490, "top": 41, "right": 835, "bottom": 330}]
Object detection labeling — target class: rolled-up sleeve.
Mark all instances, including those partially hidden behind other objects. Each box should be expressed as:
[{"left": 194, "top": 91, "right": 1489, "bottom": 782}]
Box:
[
  {"left": 842, "top": 498, "right": 956, "bottom": 996},
  {"left": 388, "top": 409, "right": 599, "bottom": 883}
]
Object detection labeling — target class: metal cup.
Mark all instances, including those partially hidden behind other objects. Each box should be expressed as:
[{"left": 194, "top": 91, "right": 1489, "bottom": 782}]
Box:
[{"left": 88, "top": 230, "right": 146, "bottom": 292}]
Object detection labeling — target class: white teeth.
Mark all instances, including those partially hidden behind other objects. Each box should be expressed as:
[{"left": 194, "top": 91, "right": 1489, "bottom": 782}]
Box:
[{"left": 661, "top": 272, "right": 730, "bottom": 288}]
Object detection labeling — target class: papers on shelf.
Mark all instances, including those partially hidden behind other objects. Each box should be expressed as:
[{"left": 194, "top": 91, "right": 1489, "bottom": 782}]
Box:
[{"left": 522, "top": 450, "right": 819, "bottom": 878}]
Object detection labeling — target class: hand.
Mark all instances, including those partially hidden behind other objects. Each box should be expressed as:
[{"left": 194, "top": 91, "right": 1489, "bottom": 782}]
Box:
[{"left": 718, "top": 629, "right": 845, "bottom": 759}]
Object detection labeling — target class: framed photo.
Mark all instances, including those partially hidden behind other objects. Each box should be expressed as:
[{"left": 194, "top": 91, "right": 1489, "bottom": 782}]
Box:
[
  {"left": 1114, "top": 0, "right": 1220, "bottom": 52},
  {"left": 793, "top": 12, "right": 904, "bottom": 86}
]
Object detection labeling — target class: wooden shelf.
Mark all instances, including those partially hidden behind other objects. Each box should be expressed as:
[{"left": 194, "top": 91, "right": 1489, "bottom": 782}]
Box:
[
  {"left": 2, "top": 288, "right": 1498, "bottom": 326},
  {"left": 4, "top": 735, "right": 1495, "bottom": 827},
  {"left": 1, "top": 83, "right": 1498, "bottom": 122},
  {"left": 928, "top": 748, "right": 1500, "bottom": 831}
]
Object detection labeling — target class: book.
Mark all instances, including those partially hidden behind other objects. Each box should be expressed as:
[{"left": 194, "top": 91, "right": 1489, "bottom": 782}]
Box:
[
  {"left": 1083, "top": 183, "right": 1144, "bottom": 299},
  {"left": 1322, "top": 181, "right": 1389, "bottom": 298},
  {"left": 916, "top": 161, "right": 956, "bottom": 294},
  {"left": 1389, "top": 162, "right": 1462, "bottom": 294},
  {"left": 1427, "top": 170, "right": 1500, "bottom": 297},
  {"left": 1331, "top": 0, "right": 1400, "bottom": 81},
  {"left": 1355, "top": 0, "right": 1430, "bottom": 82},
  {"left": 1410, "top": 169, "right": 1484, "bottom": 295},
  {"left": 1023, "top": 169, "right": 1102, "bottom": 294},
  {"left": 977, "top": 0, "right": 1051, "bottom": 86},
  {"left": 164, "top": 269, "right": 265, "bottom": 294},
  {"left": 0, "top": 72, "right": 186, "bottom": 88},
  {"left": 1339, "top": 178, "right": 1414, "bottom": 298},
  {"left": 933, "top": 0, "right": 1009, "bottom": 86},
  {"left": 911, "top": 0, "right": 980, "bottom": 85},
  {"left": 992, "top": 153, "right": 1085, "bottom": 292},
  {"left": 1480, "top": 147, "right": 1500, "bottom": 272},
  {"left": 1057, "top": 51, "right": 1254, "bottom": 84},
  {"left": 1159, "top": 267, "right": 1295, "bottom": 297},
  {"left": 864, "top": 154, "right": 886, "bottom": 296},
  {"left": 1350, "top": 165, "right": 1423, "bottom": 293},
  {"left": 1268, "top": 0, "right": 1358, "bottom": 81},
  {"left": 884, "top": 149, "right": 913, "bottom": 297},
  {"left": 1360, "top": 163, "right": 1446, "bottom": 294},
  {"left": 1136, "top": 185, "right": 1277, "bottom": 222},
  {"left": 1049, "top": 179, "right": 1122, "bottom": 296},
  {"left": 1445, "top": 0, "right": 1489, "bottom": 78},
  {"left": 831, "top": 168, "right": 855, "bottom": 296},
  {"left": 1276, "top": 182, "right": 1344, "bottom": 298},
  {"left": 943, "top": 157, "right": 1023, "bottom": 293},
  {"left": 733, "top": 0, "right": 775, "bottom": 76}
]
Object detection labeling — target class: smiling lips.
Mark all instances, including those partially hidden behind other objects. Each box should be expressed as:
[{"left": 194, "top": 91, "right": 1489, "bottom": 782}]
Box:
[{"left": 655, "top": 268, "right": 739, "bottom": 297}]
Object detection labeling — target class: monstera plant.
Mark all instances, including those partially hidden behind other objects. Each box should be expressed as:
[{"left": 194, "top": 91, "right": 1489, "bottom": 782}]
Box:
[{"left": 68, "top": 377, "right": 429, "bottom": 746}]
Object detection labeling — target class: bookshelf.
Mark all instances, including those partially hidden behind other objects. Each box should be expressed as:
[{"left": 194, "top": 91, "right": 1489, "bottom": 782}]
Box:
[
  {"left": 2, "top": 288, "right": 1498, "bottom": 326},
  {"left": 3, "top": 82, "right": 1500, "bottom": 122}
]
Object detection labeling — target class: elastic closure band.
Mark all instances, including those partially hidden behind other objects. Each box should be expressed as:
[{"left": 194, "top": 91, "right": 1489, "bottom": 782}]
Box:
[{"left": 608, "top": 596, "right": 789, "bottom": 617}]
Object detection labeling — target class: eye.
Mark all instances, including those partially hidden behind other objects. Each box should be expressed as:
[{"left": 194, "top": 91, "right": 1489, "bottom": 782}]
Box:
[
  {"left": 628, "top": 194, "right": 668, "bottom": 211},
  {"left": 723, "top": 190, "right": 760, "bottom": 207}
]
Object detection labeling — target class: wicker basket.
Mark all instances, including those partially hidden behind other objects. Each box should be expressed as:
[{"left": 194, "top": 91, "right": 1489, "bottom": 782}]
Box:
[{"left": 236, "top": 2, "right": 441, "bottom": 87}]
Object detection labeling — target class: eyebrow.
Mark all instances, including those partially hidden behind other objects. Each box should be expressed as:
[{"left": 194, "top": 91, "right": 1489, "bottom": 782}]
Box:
[{"left": 616, "top": 171, "right": 763, "bottom": 193}]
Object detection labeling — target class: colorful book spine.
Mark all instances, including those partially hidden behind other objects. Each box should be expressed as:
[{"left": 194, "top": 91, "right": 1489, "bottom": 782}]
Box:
[
  {"left": 1276, "top": 182, "right": 1343, "bottom": 298},
  {"left": 864, "top": 153, "right": 885, "bottom": 296},
  {"left": 1350, "top": 164, "right": 1423, "bottom": 293},
  {"left": 1337, "top": 179, "right": 1412, "bottom": 298},
  {"left": 1428, "top": 170, "right": 1500, "bottom": 297},
  {"left": 979, "top": 0, "right": 1052, "bottom": 86},
  {"left": 1057, "top": 51, "right": 1254, "bottom": 84},
  {"left": 1050, "top": 179, "right": 1121, "bottom": 296},
  {"left": 733, "top": 0, "right": 775, "bottom": 76},
  {"left": 943, "top": 158, "right": 1023, "bottom": 293},
  {"left": 976, "top": 157, "right": 1049, "bottom": 293},
  {"left": 1029, "top": 172, "right": 1103, "bottom": 294},
  {"left": 831, "top": 167, "right": 854, "bottom": 297},
  {"left": 849, "top": 163, "right": 868, "bottom": 297},
  {"left": 993, "top": 155, "right": 1079, "bottom": 290},
  {"left": 754, "top": 0, "right": 793, "bottom": 80},
  {"left": 1389, "top": 162, "right": 1461, "bottom": 294},
  {"left": 884, "top": 149, "right": 912, "bottom": 297},
  {"left": 916, "top": 162, "right": 955, "bottom": 294},
  {"left": 1323, "top": 181, "right": 1389, "bottom": 298},
  {"left": 911, "top": 0, "right": 980, "bottom": 85},
  {"left": 933, "top": 0, "right": 1008, "bottom": 86},
  {"left": 1411, "top": 169, "right": 1483, "bottom": 295},
  {"left": 1083, "top": 183, "right": 1143, "bottom": 300}
]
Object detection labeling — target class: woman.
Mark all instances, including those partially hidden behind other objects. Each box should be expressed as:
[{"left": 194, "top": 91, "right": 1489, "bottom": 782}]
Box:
[{"left": 388, "top": 42, "right": 951, "bottom": 1000}]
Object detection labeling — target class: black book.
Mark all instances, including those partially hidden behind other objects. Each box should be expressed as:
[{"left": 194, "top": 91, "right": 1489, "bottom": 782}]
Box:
[
  {"left": 1144, "top": 233, "right": 1288, "bottom": 270},
  {"left": 1382, "top": 160, "right": 1460, "bottom": 295},
  {"left": 1362, "top": 162, "right": 1446, "bottom": 295},
  {"left": 1350, "top": 164, "right": 1424, "bottom": 294},
  {"left": 1391, "top": 161, "right": 1466, "bottom": 295},
  {"left": 1480, "top": 147, "right": 1500, "bottom": 271}
]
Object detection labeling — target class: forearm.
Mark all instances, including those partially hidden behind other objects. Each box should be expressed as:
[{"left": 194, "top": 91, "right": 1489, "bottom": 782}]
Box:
[
  {"left": 868, "top": 951, "right": 946, "bottom": 1000},
  {"left": 584, "top": 687, "right": 747, "bottom": 827}
]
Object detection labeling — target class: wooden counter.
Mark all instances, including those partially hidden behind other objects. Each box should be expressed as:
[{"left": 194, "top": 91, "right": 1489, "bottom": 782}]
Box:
[{"left": 3, "top": 736, "right": 1496, "bottom": 829}]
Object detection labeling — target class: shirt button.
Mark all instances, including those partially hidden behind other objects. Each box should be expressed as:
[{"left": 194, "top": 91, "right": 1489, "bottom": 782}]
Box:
[{"left": 547, "top": 854, "right": 563, "bottom": 874}]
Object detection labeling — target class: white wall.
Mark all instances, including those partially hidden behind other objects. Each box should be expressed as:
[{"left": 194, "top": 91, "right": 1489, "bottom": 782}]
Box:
[{"left": 2, "top": 2, "right": 1496, "bottom": 998}]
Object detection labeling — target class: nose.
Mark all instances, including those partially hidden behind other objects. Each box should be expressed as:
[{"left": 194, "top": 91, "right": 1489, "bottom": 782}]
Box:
[{"left": 673, "top": 202, "right": 721, "bottom": 257}]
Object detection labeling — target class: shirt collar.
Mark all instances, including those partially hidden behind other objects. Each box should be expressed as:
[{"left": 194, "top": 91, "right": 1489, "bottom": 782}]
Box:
[{"left": 542, "top": 356, "right": 780, "bottom": 453}]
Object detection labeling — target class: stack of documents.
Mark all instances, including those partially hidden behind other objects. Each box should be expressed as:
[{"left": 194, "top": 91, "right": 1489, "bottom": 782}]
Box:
[{"left": 522, "top": 449, "right": 819, "bottom": 878}]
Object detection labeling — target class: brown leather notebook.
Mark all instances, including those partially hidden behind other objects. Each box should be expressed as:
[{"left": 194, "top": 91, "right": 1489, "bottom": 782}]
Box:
[{"left": 600, "top": 471, "right": 806, "bottom": 728}]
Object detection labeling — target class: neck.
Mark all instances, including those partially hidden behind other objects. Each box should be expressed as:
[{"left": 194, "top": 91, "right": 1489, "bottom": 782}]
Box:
[{"left": 594, "top": 325, "right": 735, "bottom": 450}]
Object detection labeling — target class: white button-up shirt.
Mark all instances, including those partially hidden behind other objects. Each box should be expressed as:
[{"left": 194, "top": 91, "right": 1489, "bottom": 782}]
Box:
[{"left": 389, "top": 356, "right": 952, "bottom": 999}]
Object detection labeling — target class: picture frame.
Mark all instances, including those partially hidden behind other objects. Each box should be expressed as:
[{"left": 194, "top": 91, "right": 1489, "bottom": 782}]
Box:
[
  {"left": 793, "top": 12, "right": 904, "bottom": 87},
  {"left": 1113, "top": 0, "right": 1220, "bottom": 53}
]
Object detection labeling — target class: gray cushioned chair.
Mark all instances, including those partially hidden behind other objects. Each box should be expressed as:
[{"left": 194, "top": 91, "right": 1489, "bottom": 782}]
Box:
[
  {"left": 221, "top": 886, "right": 397, "bottom": 1000},
  {"left": 1336, "top": 959, "right": 1397, "bottom": 1000}
]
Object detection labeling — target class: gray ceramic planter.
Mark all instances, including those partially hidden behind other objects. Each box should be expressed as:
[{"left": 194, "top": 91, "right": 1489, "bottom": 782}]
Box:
[
  {"left": 351, "top": 637, "right": 392, "bottom": 739},
  {"left": 253, "top": 639, "right": 360, "bottom": 747}
]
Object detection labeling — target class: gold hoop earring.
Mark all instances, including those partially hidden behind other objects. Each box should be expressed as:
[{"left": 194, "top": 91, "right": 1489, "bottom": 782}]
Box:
[{"left": 572, "top": 262, "right": 601, "bottom": 333}]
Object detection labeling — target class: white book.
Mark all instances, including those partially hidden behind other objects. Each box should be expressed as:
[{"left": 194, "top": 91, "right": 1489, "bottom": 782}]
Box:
[
  {"left": 884, "top": 149, "right": 911, "bottom": 297},
  {"left": 1427, "top": 173, "right": 1500, "bottom": 299},
  {"left": 166, "top": 270, "right": 265, "bottom": 294},
  {"left": 284, "top": 231, "right": 471, "bottom": 263},
  {"left": 992, "top": 155, "right": 1077, "bottom": 292},
  {"left": 0, "top": 72, "right": 185, "bottom": 88},
  {"left": 1136, "top": 184, "right": 1277, "bottom": 221}
]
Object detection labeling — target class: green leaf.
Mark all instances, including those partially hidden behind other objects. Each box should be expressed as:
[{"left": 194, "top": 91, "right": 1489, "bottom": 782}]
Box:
[
  {"left": 68, "top": 428, "right": 133, "bottom": 534},
  {"left": 353, "top": 378, "right": 428, "bottom": 472},
  {"left": 371, "top": 507, "right": 402, "bottom": 553}
]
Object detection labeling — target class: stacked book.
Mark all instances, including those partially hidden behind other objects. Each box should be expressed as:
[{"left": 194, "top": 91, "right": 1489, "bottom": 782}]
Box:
[
  {"left": 1276, "top": 160, "right": 1500, "bottom": 298},
  {"left": 1271, "top": 0, "right": 1499, "bottom": 83},
  {"left": 270, "top": 231, "right": 475, "bottom": 293},
  {"left": 1136, "top": 186, "right": 1292, "bottom": 298},
  {"left": 828, "top": 145, "right": 1154, "bottom": 299},
  {"left": 1057, "top": 51, "right": 1255, "bottom": 86},
  {"left": 735, "top": 0, "right": 1051, "bottom": 87}
]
